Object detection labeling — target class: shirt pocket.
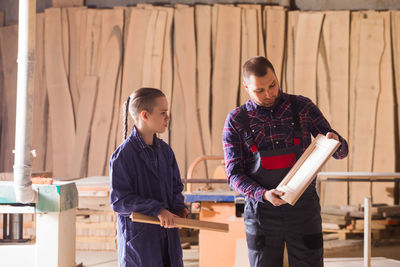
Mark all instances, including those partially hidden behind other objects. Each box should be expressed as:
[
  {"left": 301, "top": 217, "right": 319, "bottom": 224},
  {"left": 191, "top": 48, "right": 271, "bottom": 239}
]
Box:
[{"left": 275, "top": 119, "right": 295, "bottom": 146}]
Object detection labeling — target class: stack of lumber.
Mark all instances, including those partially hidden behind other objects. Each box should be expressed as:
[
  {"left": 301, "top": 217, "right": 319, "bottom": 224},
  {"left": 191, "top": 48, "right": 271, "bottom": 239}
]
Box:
[
  {"left": 74, "top": 176, "right": 117, "bottom": 251},
  {"left": 322, "top": 205, "right": 400, "bottom": 240}
]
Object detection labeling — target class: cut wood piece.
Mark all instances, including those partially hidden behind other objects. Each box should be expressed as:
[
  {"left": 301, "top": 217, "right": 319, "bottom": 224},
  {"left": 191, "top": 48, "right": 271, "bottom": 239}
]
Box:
[
  {"left": 32, "top": 13, "right": 48, "bottom": 172},
  {"left": 316, "top": 11, "right": 350, "bottom": 206},
  {"left": 283, "top": 11, "right": 299, "bottom": 94},
  {"left": 349, "top": 15, "right": 384, "bottom": 205},
  {"left": 174, "top": 6, "right": 206, "bottom": 182},
  {"left": 0, "top": 25, "right": 18, "bottom": 172},
  {"left": 67, "top": 7, "right": 87, "bottom": 120},
  {"left": 195, "top": 5, "right": 212, "bottom": 165},
  {"left": 142, "top": 8, "right": 167, "bottom": 89},
  {"left": 393, "top": 11, "right": 400, "bottom": 142},
  {"left": 265, "top": 5, "right": 287, "bottom": 84},
  {"left": 88, "top": 9, "right": 123, "bottom": 176},
  {"left": 239, "top": 7, "right": 259, "bottom": 105},
  {"left": 118, "top": 7, "right": 153, "bottom": 144},
  {"left": 71, "top": 76, "right": 98, "bottom": 178},
  {"left": 131, "top": 212, "right": 229, "bottom": 232},
  {"left": 45, "top": 8, "right": 76, "bottom": 177},
  {"left": 294, "top": 12, "right": 324, "bottom": 103},
  {"left": 211, "top": 5, "right": 241, "bottom": 160}
]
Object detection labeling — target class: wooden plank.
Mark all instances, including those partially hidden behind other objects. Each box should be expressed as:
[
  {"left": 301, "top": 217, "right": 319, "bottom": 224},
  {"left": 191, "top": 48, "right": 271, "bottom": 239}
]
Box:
[
  {"left": 349, "top": 15, "right": 384, "bottom": 205},
  {"left": 118, "top": 7, "right": 152, "bottom": 144},
  {"left": 393, "top": 11, "right": 400, "bottom": 147},
  {"left": 265, "top": 5, "right": 286, "bottom": 84},
  {"left": 195, "top": 5, "right": 212, "bottom": 168},
  {"left": 142, "top": 9, "right": 166, "bottom": 88},
  {"left": 283, "top": 11, "right": 299, "bottom": 94},
  {"left": 174, "top": 6, "right": 206, "bottom": 181},
  {"left": 32, "top": 13, "right": 48, "bottom": 172},
  {"left": 45, "top": 8, "right": 76, "bottom": 177},
  {"left": 71, "top": 76, "right": 98, "bottom": 178},
  {"left": 85, "top": 9, "right": 102, "bottom": 76},
  {"left": 61, "top": 8, "right": 70, "bottom": 80},
  {"left": 52, "top": 0, "right": 83, "bottom": 7},
  {"left": 67, "top": 7, "right": 87, "bottom": 120},
  {"left": 131, "top": 212, "right": 229, "bottom": 232},
  {"left": 0, "top": 11, "right": 3, "bottom": 167},
  {"left": 294, "top": 12, "right": 324, "bottom": 103},
  {"left": 0, "top": 25, "right": 18, "bottom": 172},
  {"left": 88, "top": 9, "right": 123, "bottom": 176},
  {"left": 211, "top": 5, "right": 241, "bottom": 160},
  {"left": 239, "top": 7, "right": 259, "bottom": 105},
  {"left": 316, "top": 11, "right": 350, "bottom": 206}
]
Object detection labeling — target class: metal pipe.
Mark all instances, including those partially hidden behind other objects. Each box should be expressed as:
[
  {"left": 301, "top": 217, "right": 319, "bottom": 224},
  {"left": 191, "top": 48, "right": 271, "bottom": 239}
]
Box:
[
  {"left": 10, "top": 214, "right": 23, "bottom": 240},
  {"left": 13, "top": 0, "right": 36, "bottom": 203},
  {"left": 364, "top": 197, "right": 371, "bottom": 267}
]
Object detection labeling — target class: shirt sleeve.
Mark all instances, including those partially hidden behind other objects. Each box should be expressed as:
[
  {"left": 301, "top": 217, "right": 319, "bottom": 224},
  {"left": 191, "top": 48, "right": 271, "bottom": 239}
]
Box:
[
  {"left": 109, "top": 150, "right": 167, "bottom": 218},
  {"left": 304, "top": 97, "right": 349, "bottom": 159},
  {"left": 222, "top": 113, "right": 266, "bottom": 202},
  {"left": 170, "top": 151, "right": 187, "bottom": 214}
]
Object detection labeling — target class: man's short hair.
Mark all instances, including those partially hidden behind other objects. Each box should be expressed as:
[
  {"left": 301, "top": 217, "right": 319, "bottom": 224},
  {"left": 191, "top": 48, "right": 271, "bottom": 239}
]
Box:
[{"left": 242, "top": 56, "right": 275, "bottom": 81}]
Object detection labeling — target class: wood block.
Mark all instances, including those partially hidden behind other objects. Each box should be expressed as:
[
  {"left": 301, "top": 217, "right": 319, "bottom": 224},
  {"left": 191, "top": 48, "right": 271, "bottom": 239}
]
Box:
[
  {"left": 71, "top": 76, "right": 98, "bottom": 178},
  {"left": 265, "top": 5, "right": 286, "bottom": 84},
  {"left": 294, "top": 12, "right": 324, "bottom": 103},
  {"left": 44, "top": 8, "right": 76, "bottom": 177},
  {"left": 0, "top": 25, "right": 18, "bottom": 172},
  {"left": 88, "top": 9, "right": 123, "bottom": 176}
]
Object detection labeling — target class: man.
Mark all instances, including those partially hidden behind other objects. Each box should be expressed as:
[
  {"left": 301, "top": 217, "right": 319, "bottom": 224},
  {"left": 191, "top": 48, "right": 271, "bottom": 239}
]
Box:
[{"left": 222, "top": 56, "right": 348, "bottom": 267}]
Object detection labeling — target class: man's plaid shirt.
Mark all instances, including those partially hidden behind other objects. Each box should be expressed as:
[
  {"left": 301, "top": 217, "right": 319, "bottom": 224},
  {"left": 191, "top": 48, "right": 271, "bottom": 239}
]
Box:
[{"left": 222, "top": 90, "right": 348, "bottom": 202}]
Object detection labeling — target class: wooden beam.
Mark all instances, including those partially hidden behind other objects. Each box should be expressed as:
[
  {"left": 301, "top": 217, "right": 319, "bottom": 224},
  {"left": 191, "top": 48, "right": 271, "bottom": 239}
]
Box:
[{"left": 130, "top": 212, "right": 229, "bottom": 233}]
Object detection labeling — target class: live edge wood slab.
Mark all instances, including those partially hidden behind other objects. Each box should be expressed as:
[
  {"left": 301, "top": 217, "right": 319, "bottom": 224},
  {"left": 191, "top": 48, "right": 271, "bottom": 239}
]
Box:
[{"left": 130, "top": 212, "right": 229, "bottom": 233}]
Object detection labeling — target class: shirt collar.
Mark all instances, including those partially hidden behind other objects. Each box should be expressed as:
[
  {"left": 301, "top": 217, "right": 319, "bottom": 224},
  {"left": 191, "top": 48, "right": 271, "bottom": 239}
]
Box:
[
  {"left": 128, "top": 125, "right": 160, "bottom": 151},
  {"left": 247, "top": 88, "right": 287, "bottom": 111}
]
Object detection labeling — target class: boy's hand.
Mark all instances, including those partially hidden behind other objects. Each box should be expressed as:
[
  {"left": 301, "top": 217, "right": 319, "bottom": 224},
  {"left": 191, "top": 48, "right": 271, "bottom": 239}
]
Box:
[
  {"left": 157, "top": 209, "right": 178, "bottom": 228},
  {"left": 178, "top": 208, "right": 189, "bottom": 218}
]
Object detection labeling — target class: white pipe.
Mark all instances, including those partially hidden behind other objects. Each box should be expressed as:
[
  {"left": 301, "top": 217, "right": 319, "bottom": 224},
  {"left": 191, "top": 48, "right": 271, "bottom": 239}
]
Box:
[
  {"left": 364, "top": 197, "right": 371, "bottom": 267},
  {"left": 13, "top": 0, "right": 36, "bottom": 203}
]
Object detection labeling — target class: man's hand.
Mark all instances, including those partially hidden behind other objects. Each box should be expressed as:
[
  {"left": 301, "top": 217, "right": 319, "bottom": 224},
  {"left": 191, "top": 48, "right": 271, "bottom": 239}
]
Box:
[
  {"left": 157, "top": 209, "right": 178, "bottom": 228},
  {"left": 178, "top": 208, "right": 189, "bottom": 218},
  {"left": 326, "top": 132, "right": 339, "bottom": 141},
  {"left": 263, "top": 189, "right": 287, "bottom": 206}
]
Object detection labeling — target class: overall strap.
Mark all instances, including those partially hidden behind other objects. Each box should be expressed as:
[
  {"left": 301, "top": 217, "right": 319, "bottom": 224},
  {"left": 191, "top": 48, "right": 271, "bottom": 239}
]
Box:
[
  {"left": 239, "top": 105, "right": 258, "bottom": 152},
  {"left": 289, "top": 95, "right": 302, "bottom": 145}
]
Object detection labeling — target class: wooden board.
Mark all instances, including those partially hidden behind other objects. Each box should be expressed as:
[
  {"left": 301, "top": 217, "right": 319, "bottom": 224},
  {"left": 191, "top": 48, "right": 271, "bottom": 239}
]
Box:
[
  {"left": 131, "top": 212, "right": 229, "bottom": 232},
  {"left": 32, "top": 13, "right": 48, "bottom": 172},
  {"left": 61, "top": 8, "right": 70, "bottom": 80},
  {"left": 0, "top": 25, "right": 18, "bottom": 172},
  {"left": 52, "top": 0, "right": 83, "bottom": 7},
  {"left": 195, "top": 5, "right": 212, "bottom": 170},
  {"left": 71, "top": 76, "right": 98, "bottom": 178},
  {"left": 265, "top": 5, "right": 286, "bottom": 84},
  {"left": 45, "top": 8, "right": 76, "bottom": 177},
  {"left": 283, "top": 11, "right": 299, "bottom": 94},
  {"left": 393, "top": 11, "right": 400, "bottom": 174},
  {"left": 85, "top": 9, "right": 102, "bottom": 76},
  {"left": 174, "top": 6, "right": 206, "bottom": 181},
  {"left": 294, "top": 12, "right": 324, "bottom": 102},
  {"left": 239, "top": 7, "right": 259, "bottom": 105},
  {"left": 88, "top": 9, "right": 123, "bottom": 176},
  {"left": 211, "top": 5, "right": 241, "bottom": 159},
  {"left": 316, "top": 11, "right": 350, "bottom": 206},
  {"left": 118, "top": 7, "right": 153, "bottom": 144},
  {"left": 349, "top": 15, "right": 384, "bottom": 204}
]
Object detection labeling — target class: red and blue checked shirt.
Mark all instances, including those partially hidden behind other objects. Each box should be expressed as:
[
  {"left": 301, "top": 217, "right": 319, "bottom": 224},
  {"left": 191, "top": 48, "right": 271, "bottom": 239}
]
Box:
[{"left": 222, "top": 91, "right": 348, "bottom": 202}]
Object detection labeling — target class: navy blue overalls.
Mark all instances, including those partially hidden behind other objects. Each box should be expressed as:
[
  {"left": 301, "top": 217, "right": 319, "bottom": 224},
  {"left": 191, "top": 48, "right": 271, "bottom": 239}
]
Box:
[{"left": 241, "top": 95, "right": 323, "bottom": 267}]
